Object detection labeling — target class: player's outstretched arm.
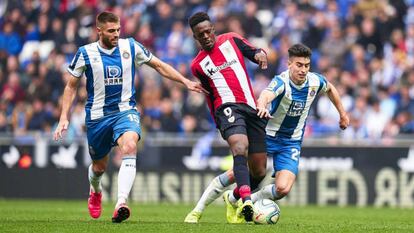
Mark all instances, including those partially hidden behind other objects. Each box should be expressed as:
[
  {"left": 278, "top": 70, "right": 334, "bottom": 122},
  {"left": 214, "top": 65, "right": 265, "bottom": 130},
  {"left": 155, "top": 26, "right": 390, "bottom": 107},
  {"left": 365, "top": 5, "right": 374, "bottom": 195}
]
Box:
[
  {"left": 256, "top": 90, "right": 276, "bottom": 119},
  {"left": 325, "top": 82, "right": 350, "bottom": 130},
  {"left": 53, "top": 75, "right": 81, "bottom": 141},
  {"left": 146, "top": 56, "right": 208, "bottom": 94}
]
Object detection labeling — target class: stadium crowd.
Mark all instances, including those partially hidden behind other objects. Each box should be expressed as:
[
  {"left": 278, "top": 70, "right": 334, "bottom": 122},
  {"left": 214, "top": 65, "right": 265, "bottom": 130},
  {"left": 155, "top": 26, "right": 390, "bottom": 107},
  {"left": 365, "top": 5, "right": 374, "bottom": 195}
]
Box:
[{"left": 0, "top": 0, "right": 414, "bottom": 141}]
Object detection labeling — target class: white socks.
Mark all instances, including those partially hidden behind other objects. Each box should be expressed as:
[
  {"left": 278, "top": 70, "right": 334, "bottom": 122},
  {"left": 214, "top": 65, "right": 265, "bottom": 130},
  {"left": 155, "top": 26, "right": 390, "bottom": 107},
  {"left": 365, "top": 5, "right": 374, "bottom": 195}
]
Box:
[
  {"left": 251, "top": 184, "right": 279, "bottom": 203},
  {"left": 193, "top": 172, "right": 232, "bottom": 212},
  {"left": 88, "top": 164, "right": 102, "bottom": 193},
  {"left": 116, "top": 155, "right": 136, "bottom": 207},
  {"left": 228, "top": 191, "right": 238, "bottom": 204}
]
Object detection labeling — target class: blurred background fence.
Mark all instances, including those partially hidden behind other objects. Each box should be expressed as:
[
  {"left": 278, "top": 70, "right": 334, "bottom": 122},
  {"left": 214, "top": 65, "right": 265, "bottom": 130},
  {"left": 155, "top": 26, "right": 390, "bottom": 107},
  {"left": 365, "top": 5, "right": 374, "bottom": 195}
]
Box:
[{"left": 1, "top": 132, "right": 413, "bottom": 207}]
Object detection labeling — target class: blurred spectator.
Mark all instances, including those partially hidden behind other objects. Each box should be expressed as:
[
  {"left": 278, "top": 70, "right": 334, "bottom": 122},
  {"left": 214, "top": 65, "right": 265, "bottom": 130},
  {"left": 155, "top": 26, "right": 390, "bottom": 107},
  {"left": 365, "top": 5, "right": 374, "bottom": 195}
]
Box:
[
  {"left": 302, "top": 11, "right": 326, "bottom": 50},
  {"left": 182, "top": 91, "right": 211, "bottom": 132},
  {"left": 395, "top": 111, "right": 414, "bottom": 134},
  {"left": 151, "top": 0, "right": 174, "bottom": 38},
  {"left": 319, "top": 25, "right": 347, "bottom": 67},
  {"left": 38, "top": 13, "right": 53, "bottom": 41},
  {"left": 60, "top": 18, "right": 84, "bottom": 55},
  {"left": 166, "top": 21, "right": 186, "bottom": 57},
  {"left": 356, "top": 17, "right": 383, "bottom": 58},
  {"left": 70, "top": 102, "right": 86, "bottom": 136},
  {"left": 242, "top": 1, "right": 263, "bottom": 38},
  {"left": 0, "top": 21, "right": 22, "bottom": 55},
  {"left": 355, "top": 0, "right": 383, "bottom": 19},
  {"left": 26, "top": 98, "right": 53, "bottom": 131},
  {"left": 0, "top": 111, "right": 11, "bottom": 133},
  {"left": 159, "top": 98, "right": 180, "bottom": 132},
  {"left": 180, "top": 114, "right": 199, "bottom": 135},
  {"left": 11, "top": 101, "right": 30, "bottom": 135},
  {"left": 341, "top": 115, "right": 369, "bottom": 140},
  {"left": 226, "top": 16, "right": 244, "bottom": 37},
  {"left": 135, "top": 23, "right": 156, "bottom": 52},
  {"left": 0, "top": 72, "right": 25, "bottom": 105},
  {"left": 395, "top": 85, "right": 414, "bottom": 116},
  {"left": 365, "top": 98, "right": 389, "bottom": 139}
]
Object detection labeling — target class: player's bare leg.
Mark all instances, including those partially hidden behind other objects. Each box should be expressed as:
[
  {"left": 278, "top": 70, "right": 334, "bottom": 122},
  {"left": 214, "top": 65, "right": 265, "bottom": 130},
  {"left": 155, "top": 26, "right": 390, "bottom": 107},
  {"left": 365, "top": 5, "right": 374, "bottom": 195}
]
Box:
[{"left": 251, "top": 170, "right": 296, "bottom": 202}]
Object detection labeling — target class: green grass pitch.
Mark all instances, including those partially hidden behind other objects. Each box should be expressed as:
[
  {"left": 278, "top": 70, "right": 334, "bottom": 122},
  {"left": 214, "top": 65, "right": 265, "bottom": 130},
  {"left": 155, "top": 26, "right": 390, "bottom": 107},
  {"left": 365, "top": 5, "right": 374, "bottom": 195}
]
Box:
[{"left": 0, "top": 200, "right": 413, "bottom": 233}]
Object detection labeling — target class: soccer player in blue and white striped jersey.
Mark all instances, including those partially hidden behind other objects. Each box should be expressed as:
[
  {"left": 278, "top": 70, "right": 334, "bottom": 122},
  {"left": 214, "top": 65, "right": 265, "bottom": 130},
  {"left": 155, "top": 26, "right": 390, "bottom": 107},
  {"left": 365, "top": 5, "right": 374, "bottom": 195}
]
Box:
[
  {"left": 53, "top": 11, "right": 206, "bottom": 223},
  {"left": 253, "top": 43, "right": 349, "bottom": 203},
  {"left": 185, "top": 44, "right": 349, "bottom": 223}
]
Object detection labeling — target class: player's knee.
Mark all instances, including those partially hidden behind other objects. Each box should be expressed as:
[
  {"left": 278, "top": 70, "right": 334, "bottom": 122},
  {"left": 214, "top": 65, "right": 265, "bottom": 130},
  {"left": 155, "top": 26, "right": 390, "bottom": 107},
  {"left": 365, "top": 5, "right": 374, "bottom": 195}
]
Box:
[
  {"left": 276, "top": 184, "right": 291, "bottom": 197},
  {"left": 92, "top": 164, "right": 106, "bottom": 175},
  {"left": 231, "top": 142, "right": 248, "bottom": 156},
  {"left": 120, "top": 140, "right": 138, "bottom": 154}
]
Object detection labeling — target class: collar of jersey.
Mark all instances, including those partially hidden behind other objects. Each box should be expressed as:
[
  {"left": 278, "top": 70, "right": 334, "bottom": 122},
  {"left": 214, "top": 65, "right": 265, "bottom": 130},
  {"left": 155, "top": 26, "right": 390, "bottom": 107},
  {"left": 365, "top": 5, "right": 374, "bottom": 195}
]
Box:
[
  {"left": 289, "top": 76, "right": 308, "bottom": 89},
  {"left": 97, "top": 41, "right": 117, "bottom": 54}
]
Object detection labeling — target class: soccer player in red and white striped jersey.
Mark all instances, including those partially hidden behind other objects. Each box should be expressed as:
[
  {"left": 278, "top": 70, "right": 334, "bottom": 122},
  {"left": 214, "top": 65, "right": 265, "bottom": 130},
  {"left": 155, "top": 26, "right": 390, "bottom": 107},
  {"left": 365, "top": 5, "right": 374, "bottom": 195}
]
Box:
[{"left": 187, "top": 12, "right": 268, "bottom": 223}]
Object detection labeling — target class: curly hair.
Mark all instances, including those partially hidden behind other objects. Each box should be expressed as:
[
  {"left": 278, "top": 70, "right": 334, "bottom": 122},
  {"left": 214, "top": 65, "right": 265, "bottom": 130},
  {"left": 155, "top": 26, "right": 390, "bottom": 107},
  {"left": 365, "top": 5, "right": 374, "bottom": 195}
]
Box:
[{"left": 188, "top": 12, "right": 210, "bottom": 30}]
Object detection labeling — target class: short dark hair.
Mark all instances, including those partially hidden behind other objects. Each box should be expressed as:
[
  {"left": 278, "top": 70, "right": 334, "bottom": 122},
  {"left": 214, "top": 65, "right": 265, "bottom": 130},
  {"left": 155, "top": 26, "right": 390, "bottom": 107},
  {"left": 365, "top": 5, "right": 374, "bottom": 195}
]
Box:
[
  {"left": 96, "top": 11, "right": 119, "bottom": 27},
  {"left": 288, "top": 44, "right": 312, "bottom": 58},
  {"left": 188, "top": 12, "right": 210, "bottom": 30}
]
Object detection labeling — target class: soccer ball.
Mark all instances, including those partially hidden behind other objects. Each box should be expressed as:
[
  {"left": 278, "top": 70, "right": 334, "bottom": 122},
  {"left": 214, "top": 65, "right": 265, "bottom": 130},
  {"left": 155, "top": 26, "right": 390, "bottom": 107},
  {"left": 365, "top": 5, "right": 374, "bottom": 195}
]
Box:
[{"left": 253, "top": 199, "right": 281, "bottom": 224}]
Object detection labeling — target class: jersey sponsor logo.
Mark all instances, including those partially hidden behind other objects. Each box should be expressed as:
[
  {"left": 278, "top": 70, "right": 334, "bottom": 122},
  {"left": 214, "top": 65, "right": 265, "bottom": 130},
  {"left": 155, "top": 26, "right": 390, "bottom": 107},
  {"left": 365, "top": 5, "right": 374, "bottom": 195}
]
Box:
[
  {"left": 105, "top": 65, "right": 123, "bottom": 85},
  {"left": 107, "top": 65, "right": 121, "bottom": 78},
  {"left": 287, "top": 100, "right": 305, "bottom": 117},
  {"left": 104, "top": 77, "right": 123, "bottom": 85},
  {"left": 205, "top": 59, "right": 237, "bottom": 76}
]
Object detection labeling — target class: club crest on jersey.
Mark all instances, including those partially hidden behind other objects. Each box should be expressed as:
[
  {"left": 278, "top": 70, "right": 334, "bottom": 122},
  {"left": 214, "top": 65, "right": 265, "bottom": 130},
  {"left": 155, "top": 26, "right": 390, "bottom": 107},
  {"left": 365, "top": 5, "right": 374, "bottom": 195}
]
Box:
[
  {"left": 309, "top": 87, "right": 317, "bottom": 96},
  {"left": 122, "top": 51, "right": 130, "bottom": 59}
]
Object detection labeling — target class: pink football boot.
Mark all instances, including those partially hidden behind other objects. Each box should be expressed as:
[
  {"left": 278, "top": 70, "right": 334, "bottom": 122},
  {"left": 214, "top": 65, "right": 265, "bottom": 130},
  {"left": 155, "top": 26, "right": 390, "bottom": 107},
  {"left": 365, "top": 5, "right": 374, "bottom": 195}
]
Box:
[{"left": 88, "top": 191, "right": 102, "bottom": 219}]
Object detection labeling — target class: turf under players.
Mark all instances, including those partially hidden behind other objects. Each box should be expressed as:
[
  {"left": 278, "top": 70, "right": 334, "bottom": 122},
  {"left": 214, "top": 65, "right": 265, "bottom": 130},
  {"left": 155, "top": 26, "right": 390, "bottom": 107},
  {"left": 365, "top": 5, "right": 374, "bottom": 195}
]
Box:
[
  {"left": 53, "top": 11, "right": 206, "bottom": 223},
  {"left": 185, "top": 43, "right": 349, "bottom": 223},
  {"left": 185, "top": 12, "right": 269, "bottom": 223}
]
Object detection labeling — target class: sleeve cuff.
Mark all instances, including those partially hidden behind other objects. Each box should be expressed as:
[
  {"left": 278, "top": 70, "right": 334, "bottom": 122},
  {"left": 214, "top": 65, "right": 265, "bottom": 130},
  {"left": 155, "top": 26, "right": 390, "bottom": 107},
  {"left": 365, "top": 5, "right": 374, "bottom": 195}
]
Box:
[{"left": 67, "top": 67, "right": 82, "bottom": 78}]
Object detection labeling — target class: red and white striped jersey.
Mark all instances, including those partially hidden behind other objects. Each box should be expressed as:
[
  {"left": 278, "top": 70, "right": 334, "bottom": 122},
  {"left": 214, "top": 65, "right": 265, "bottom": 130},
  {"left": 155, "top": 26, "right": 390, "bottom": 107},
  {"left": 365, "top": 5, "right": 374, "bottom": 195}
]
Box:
[{"left": 190, "top": 32, "right": 263, "bottom": 116}]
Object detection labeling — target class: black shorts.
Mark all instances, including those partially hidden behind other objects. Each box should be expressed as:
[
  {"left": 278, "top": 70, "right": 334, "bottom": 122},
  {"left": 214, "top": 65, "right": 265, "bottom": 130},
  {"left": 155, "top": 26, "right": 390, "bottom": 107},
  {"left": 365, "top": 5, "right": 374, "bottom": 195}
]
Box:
[{"left": 215, "top": 103, "right": 267, "bottom": 153}]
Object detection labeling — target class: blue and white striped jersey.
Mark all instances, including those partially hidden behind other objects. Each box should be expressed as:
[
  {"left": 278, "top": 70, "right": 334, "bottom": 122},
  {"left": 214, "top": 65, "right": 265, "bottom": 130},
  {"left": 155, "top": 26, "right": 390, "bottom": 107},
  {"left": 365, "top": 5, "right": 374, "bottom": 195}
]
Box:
[
  {"left": 266, "top": 70, "right": 328, "bottom": 141},
  {"left": 67, "top": 38, "right": 152, "bottom": 121}
]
